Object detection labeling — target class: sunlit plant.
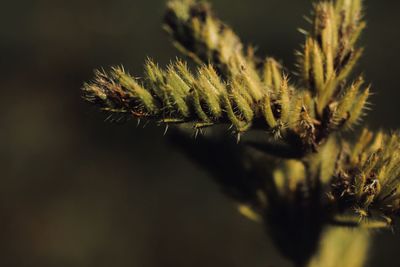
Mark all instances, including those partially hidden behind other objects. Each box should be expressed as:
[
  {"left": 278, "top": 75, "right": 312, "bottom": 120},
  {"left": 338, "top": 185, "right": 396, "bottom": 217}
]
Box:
[{"left": 82, "top": 0, "right": 400, "bottom": 266}]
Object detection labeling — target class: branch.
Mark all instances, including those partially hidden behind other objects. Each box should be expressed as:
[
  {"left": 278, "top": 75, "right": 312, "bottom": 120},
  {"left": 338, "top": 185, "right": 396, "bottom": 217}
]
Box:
[
  {"left": 297, "top": 0, "right": 370, "bottom": 124},
  {"left": 82, "top": 0, "right": 373, "bottom": 156},
  {"left": 83, "top": 59, "right": 320, "bottom": 145},
  {"left": 164, "top": 0, "right": 262, "bottom": 81}
]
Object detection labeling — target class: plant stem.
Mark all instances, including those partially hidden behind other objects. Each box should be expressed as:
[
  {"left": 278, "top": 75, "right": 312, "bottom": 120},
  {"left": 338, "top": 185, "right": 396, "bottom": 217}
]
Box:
[{"left": 307, "top": 227, "right": 370, "bottom": 267}]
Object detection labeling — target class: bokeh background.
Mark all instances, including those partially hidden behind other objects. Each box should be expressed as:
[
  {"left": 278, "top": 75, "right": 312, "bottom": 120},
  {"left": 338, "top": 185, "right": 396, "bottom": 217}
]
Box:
[{"left": 1, "top": 0, "right": 400, "bottom": 266}]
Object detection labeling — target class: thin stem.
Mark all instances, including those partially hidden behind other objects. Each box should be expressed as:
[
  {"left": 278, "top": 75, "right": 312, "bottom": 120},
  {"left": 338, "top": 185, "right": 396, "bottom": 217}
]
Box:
[{"left": 307, "top": 227, "right": 370, "bottom": 267}]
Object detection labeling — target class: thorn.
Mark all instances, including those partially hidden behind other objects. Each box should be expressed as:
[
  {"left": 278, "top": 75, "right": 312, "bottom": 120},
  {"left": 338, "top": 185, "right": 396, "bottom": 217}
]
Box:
[
  {"left": 137, "top": 118, "right": 141, "bottom": 127},
  {"left": 298, "top": 28, "right": 308, "bottom": 35},
  {"left": 116, "top": 116, "right": 124, "bottom": 123},
  {"left": 303, "top": 15, "right": 312, "bottom": 24},
  {"left": 236, "top": 132, "right": 241, "bottom": 143},
  {"left": 105, "top": 114, "right": 113, "bottom": 122},
  {"left": 142, "top": 120, "right": 150, "bottom": 128},
  {"left": 163, "top": 124, "right": 169, "bottom": 136},
  {"left": 390, "top": 224, "right": 395, "bottom": 234}
]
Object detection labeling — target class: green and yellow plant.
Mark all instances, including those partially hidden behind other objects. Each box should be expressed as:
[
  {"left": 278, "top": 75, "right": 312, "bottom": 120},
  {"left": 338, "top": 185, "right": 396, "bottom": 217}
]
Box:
[{"left": 82, "top": 0, "right": 400, "bottom": 266}]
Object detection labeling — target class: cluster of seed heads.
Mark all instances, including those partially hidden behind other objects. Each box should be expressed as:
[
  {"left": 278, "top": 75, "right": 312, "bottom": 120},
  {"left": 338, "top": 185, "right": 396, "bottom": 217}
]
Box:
[{"left": 83, "top": 0, "right": 400, "bottom": 231}]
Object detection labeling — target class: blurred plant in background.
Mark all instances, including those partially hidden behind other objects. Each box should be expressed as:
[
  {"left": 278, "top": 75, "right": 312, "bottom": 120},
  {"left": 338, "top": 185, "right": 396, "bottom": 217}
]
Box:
[{"left": 82, "top": 0, "right": 400, "bottom": 266}]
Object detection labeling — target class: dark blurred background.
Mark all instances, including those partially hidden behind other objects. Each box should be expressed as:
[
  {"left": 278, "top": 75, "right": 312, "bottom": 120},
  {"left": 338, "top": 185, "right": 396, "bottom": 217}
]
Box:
[{"left": 1, "top": 0, "right": 399, "bottom": 266}]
